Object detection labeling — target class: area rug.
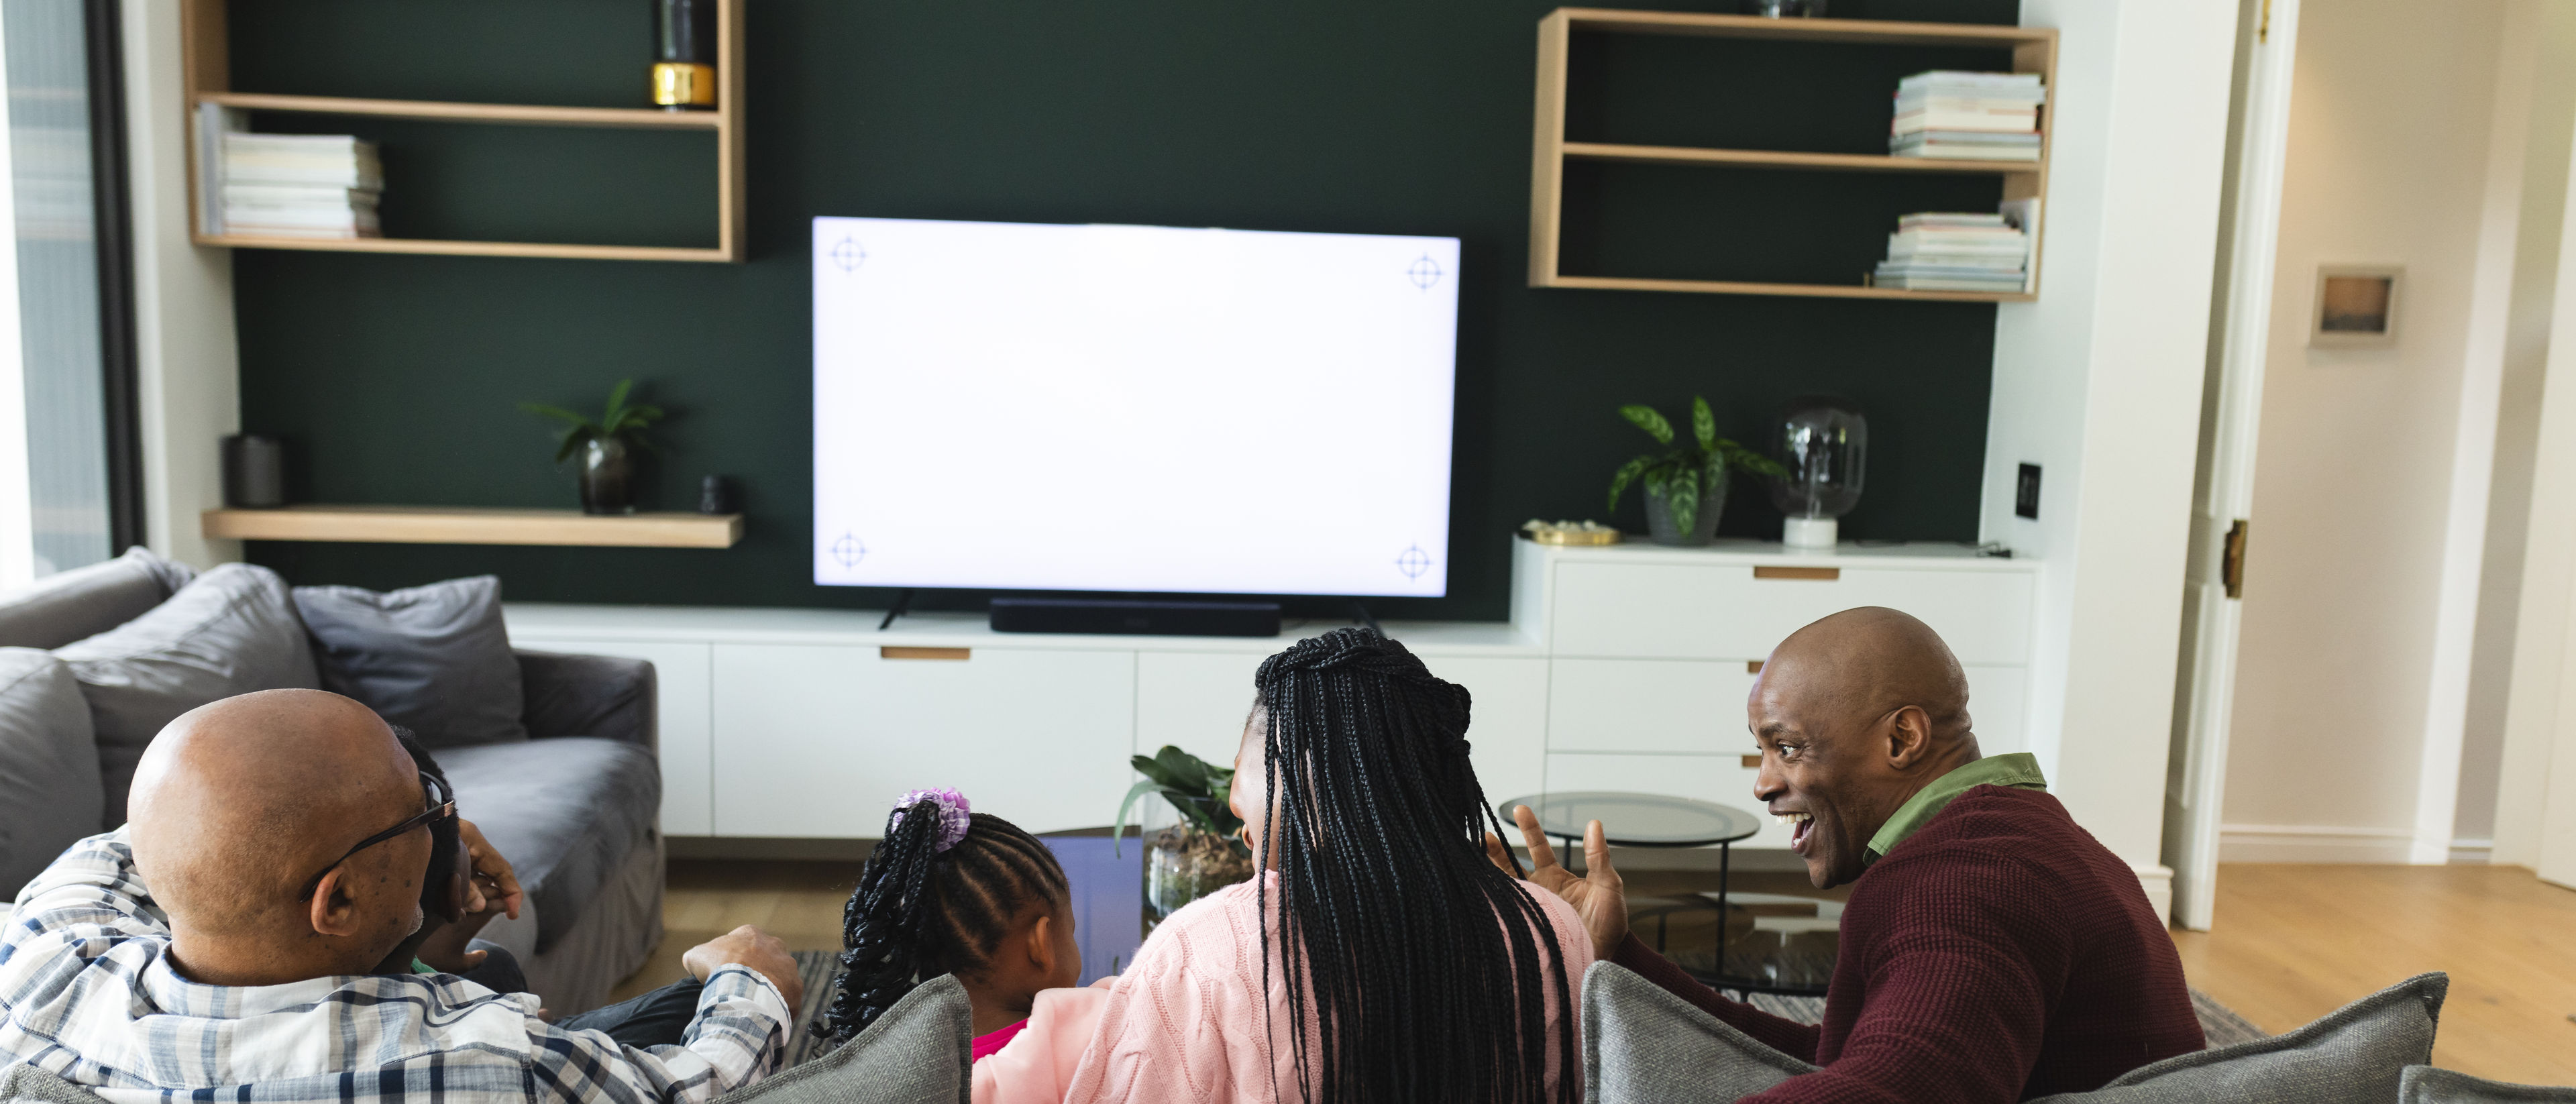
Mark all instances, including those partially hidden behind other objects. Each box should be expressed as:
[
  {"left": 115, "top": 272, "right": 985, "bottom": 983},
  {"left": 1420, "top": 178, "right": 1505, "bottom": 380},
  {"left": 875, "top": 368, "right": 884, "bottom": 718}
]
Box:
[{"left": 778, "top": 950, "right": 2267, "bottom": 1066}]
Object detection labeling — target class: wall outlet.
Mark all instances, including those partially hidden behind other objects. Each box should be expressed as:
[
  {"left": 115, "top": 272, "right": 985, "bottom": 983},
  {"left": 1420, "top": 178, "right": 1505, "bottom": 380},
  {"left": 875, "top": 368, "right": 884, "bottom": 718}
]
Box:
[{"left": 2016, "top": 463, "right": 2042, "bottom": 520}]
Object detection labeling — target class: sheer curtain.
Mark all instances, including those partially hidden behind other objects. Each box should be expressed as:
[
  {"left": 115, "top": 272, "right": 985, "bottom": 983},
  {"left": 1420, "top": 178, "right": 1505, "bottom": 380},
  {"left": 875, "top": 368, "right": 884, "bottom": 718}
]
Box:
[{"left": 0, "top": 0, "right": 127, "bottom": 586}]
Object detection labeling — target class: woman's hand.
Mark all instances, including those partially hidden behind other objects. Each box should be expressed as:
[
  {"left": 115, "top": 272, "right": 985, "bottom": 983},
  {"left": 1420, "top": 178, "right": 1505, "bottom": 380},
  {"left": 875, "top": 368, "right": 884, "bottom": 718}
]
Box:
[
  {"left": 459, "top": 819, "right": 523, "bottom": 920},
  {"left": 1485, "top": 805, "right": 1627, "bottom": 961}
]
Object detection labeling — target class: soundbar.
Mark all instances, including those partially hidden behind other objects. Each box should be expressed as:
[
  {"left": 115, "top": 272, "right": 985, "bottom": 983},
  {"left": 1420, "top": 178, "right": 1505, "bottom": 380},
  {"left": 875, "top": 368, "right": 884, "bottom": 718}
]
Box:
[{"left": 988, "top": 598, "right": 1281, "bottom": 638}]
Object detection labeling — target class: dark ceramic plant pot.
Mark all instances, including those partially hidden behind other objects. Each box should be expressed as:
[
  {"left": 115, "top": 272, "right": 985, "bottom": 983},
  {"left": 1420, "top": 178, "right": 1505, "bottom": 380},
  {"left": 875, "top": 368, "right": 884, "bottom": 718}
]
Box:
[
  {"left": 580, "top": 437, "right": 636, "bottom": 515},
  {"left": 1644, "top": 471, "right": 1730, "bottom": 547}
]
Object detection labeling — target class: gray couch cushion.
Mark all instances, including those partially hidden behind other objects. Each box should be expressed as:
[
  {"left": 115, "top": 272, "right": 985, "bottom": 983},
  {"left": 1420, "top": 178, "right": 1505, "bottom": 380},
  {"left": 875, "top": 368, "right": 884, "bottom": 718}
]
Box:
[
  {"left": 440, "top": 736, "right": 659, "bottom": 952},
  {"left": 0, "top": 649, "right": 103, "bottom": 897},
  {"left": 0, "top": 1062, "right": 114, "bottom": 1104},
  {"left": 294, "top": 575, "right": 527, "bottom": 749},
  {"left": 53, "top": 563, "right": 318, "bottom": 827},
  {"left": 0, "top": 547, "right": 193, "bottom": 650},
  {"left": 715, "top": 974, "right": 970, "bottom": 1104},
  {"left": 2032, "top": 973, "right": 2447, "bottom": 1102},
  {"left": 1585, "top": 960, "right": 1815, "bottom": 1103},
  {"left": 2402, "top": 1065, "right": 2576, "bottom": 1102}
]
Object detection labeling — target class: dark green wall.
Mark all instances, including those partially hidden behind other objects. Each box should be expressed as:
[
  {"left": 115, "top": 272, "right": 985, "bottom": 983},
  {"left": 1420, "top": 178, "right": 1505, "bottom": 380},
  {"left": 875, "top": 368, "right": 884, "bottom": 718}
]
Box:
[{"left": 232, "top": 0, "right": 2016, "bottom": 621}]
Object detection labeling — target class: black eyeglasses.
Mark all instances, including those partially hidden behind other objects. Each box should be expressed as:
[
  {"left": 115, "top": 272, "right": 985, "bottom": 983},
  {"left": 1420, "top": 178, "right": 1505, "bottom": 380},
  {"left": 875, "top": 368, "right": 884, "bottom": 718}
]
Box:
[{"left": 297, "top": 772, "right": 456, "bottom": 901}]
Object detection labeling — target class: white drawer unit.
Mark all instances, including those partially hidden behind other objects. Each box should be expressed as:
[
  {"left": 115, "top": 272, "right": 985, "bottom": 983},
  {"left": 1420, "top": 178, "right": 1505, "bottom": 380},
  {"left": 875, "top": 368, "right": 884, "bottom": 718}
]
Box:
[
  {"left": 710, "top": 643, "right": 1138, "bottom": 836},
  {"left": 1525, "top": 540, "right": 2037, "bottom": 665},
  {"left": 1547, "top": 657, "right": 1757, "bottom": 755},
  {"left": 502, "top": 537, "right": 2039, "bottom": 856},
  {"left": 1135, "top": 649, "right": 1550, "bottom": 810}
]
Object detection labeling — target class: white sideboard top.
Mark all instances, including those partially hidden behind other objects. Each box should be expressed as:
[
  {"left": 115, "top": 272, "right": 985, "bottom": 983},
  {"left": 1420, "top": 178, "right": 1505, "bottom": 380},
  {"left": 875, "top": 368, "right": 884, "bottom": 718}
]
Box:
[
  {"left": 503, "top": 602, "right": 1544, "bottom": 657},
  {"left": 1525, "top": 537, "right": 2040, "bottom": 572}
]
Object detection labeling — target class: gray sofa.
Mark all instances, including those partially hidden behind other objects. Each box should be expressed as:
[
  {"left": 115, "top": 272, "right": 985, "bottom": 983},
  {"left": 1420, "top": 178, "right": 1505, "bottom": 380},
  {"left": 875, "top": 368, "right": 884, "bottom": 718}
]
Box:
[{"left": 0, "top": 548, "right": 663, "bottom": 1015}]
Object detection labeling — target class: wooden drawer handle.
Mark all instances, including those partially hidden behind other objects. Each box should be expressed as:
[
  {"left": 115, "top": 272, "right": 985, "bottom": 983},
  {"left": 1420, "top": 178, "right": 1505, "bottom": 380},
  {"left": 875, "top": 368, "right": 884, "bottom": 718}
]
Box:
[
  {"left": 881, "top": 647, "right": 970, "bottom": 661},
  {"left": 1747, "top": 661, "right": 1764, "bottom": 673},
  {"left": 1754, "top": 566, "right": 1841, "bottom": 581},
  {"left": 1741, "top": 755, "right": 1763, "bottom": 769}
]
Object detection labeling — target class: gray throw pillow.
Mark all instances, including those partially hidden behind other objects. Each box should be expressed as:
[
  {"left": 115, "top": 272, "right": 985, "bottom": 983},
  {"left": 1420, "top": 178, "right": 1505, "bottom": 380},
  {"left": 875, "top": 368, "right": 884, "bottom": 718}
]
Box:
[
  {"left": 292, "top": 575, "right": 527, "bottom": 749},
  {"left": 1585, "top": 960, "right": 1816, "bottom": 1104},
  {"left": 0, "top": 547, "right": 195, "bottom": 650},
  {"left": 2033, "top": 973, "right": 2447, "bottom": 1102},
  {"left": 716, "top": 973, "right": 970, "bottom": 1104},
  {"left": 0, "top": 648, "right": 103, "bottom": 897},
  {"left": 54, "top": 563, "right": 319, "bottom": 827},
  {"left": 2402, "top": 1065, "right": 2576, "bottom": 1103}
]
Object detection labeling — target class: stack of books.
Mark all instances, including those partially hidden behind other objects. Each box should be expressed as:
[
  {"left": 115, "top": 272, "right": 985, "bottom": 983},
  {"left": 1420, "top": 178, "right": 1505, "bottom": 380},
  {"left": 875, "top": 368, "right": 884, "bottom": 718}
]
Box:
[
  {"left": 1889, "top": 70, "right": 2044, "bottom": 162},
  {"left": 217, "top": 133, "right": 382, "bottom": 239},
  {"left": 1872, "top": 211, "right": 2031, "bottom": 293}
]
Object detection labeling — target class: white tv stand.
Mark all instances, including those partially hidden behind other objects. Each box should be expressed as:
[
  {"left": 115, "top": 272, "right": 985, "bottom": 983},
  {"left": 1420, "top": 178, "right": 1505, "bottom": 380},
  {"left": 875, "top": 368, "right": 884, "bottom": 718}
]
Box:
[{"left": 504, "top": 537, "right": 2038, "bottom": 851}]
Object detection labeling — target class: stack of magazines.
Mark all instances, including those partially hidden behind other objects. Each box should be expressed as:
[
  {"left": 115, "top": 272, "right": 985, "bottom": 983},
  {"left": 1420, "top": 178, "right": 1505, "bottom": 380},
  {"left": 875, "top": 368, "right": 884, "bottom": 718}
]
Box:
[
  {"left": 1889, "top": 70, "right": 2044, "bottom": 162},
  {"left": 215, "top": 133, "right": 382, "bottom": 239},
  {"left": 1872, "top": 210, "right": 2032, "bottom": 293}
]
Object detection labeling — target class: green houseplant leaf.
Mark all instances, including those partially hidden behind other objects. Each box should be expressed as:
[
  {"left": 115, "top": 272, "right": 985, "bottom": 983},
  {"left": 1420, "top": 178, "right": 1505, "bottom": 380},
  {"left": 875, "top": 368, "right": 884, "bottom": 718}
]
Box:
[
  {"left": 1113, "top": 744, "right": 1243, "bottom": 856},
  {"left": 1606, "top": 455, "right": 1651, "bottom": 513},
  {"left": 1619, "top": 404, "right": 1674, "bottom": 447},
  {"left": 1691, "top": 395, "right": 1717, "bottom": 452},
  {"left": 1666, "top": 466, "right": 1700, "bottom": 535}
]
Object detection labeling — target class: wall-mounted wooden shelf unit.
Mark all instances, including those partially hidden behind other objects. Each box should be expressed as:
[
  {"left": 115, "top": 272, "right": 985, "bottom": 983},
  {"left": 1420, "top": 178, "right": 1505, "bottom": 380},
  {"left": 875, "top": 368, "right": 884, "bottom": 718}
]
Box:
[
  {"left": 180, "top": 0, "right": 745, "bottom": 263},
  {"left": 1530, "top": 9, "right": 2056, "bottom": 302},
  {"left": 203, "top": 506, "right": 743, "bottom": 549}
]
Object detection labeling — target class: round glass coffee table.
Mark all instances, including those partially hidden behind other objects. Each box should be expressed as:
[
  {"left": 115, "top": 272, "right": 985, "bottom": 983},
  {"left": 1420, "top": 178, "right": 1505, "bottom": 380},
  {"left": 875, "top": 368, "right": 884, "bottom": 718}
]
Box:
[
  {"left": 1496, "top": 789, "right": 1763, "bottom": 931},
  {"left": 1497, "top": 790, "right": 1831, "bottom": 996}
]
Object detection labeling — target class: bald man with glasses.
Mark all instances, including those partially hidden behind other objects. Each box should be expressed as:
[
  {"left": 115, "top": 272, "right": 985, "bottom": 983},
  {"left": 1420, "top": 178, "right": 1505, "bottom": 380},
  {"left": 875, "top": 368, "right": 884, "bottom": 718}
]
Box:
[{"left": 0, "top": 689, "right": 805, "bottom": 1104}]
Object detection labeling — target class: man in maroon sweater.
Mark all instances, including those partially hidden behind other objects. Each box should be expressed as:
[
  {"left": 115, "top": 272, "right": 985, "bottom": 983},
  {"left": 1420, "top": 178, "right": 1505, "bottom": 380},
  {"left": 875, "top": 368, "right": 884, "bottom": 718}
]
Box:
[{"left": 1495, "top": 607, "right": 2204, "bottom": 1102}]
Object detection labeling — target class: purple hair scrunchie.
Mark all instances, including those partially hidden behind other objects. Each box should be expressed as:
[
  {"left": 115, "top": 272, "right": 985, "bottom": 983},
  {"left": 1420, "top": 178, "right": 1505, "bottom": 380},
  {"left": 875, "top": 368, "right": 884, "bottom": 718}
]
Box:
[{"left": 891, "top": 787, "right": 973, "bottom": 853}]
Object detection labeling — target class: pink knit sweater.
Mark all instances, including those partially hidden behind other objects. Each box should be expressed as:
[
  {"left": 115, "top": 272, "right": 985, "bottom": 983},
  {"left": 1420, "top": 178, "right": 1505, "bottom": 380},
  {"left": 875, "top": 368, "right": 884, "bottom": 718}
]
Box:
[{"left": 1057, "top": 874, "right": 1594, "bottom": 1104}]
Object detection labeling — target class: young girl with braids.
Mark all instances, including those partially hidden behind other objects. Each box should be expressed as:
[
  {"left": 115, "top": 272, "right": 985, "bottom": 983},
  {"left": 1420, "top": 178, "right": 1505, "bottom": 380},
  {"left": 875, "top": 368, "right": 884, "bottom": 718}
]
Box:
[
  {"left": 1061, "top": 628, "right": 1593, "bottom": 1104},
  {"left": 821, "top": 789, "right": 1111, "bottom": 1104}
]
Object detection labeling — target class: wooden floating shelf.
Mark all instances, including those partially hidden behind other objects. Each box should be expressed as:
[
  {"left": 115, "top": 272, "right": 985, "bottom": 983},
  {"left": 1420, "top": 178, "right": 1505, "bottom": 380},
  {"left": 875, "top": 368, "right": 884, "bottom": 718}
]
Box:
[
  {"left": 190, "top": 234, "right": 729, "bottom": 264},
  {"left": 202, "top": 506, "right": 743, "bottom": 549},
  {"left": 1530, "top": 7, "right": 2056, "bottom": 301},
  {"left": 194, "top": 92, "right": 721, "bottom": 130},
  {"left": 1562, "top": 142, "right": 2041, "bottom": 174},
  {"left": 1542, "top": 274, "right": 2033, "bottom": 302}
]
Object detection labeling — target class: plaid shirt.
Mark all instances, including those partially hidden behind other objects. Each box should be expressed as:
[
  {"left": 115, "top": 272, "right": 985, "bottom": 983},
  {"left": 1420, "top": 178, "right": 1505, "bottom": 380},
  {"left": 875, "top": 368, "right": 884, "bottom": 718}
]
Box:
[{"left": 0, "top": 832, "right": 790, "bottom": 1104}]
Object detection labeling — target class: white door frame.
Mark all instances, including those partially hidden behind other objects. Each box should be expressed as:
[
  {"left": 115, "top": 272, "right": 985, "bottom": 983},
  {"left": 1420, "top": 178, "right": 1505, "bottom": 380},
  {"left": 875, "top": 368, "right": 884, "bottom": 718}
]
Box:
[{"left": 2164, "top": 0, "right": 2300, "bottom": 932}]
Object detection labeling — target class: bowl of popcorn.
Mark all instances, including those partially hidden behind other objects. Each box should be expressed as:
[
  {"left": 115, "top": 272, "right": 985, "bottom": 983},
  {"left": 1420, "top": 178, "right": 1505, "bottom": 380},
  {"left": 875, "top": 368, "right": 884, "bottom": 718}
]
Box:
[{"left": 1520, "top": 519, "right": 1622, "bottom": 546}]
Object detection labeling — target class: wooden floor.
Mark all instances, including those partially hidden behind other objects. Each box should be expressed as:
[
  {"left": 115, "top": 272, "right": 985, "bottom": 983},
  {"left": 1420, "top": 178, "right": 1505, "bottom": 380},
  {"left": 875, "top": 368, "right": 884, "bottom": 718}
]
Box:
[
  {"left": 617, "top": 859, "right": 2576, "bottom": 1087},
  {"left": 2171, "top": 863, "right": 2576, "bottom": 1085}
]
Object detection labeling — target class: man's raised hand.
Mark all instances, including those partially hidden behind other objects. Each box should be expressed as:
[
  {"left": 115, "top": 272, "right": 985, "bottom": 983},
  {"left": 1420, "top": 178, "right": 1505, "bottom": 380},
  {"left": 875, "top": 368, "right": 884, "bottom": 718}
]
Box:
[{"left": 1485, "top": 804, "right": 1627, "bottom": 960}]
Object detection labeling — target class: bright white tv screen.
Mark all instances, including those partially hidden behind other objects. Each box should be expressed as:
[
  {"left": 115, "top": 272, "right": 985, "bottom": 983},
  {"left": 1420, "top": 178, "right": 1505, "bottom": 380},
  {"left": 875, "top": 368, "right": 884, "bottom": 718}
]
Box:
[{"left": 812, "top": 217, "right": 1458, "bottom": 597}]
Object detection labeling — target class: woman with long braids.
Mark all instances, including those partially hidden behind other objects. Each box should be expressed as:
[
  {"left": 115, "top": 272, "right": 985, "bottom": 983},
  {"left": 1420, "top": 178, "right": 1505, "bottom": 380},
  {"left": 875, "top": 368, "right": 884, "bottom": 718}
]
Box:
[
  {"left": 1063, "top": 628, "right": 1591, "bottom": 1104},
  {"left": 823, "top": 789, "right": 1110, "bottom": 1103}
]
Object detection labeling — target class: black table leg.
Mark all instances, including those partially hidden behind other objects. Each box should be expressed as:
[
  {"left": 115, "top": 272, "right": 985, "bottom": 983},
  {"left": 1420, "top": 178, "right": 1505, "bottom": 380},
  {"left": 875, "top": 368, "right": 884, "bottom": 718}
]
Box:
[{"left": 1717, "top": 840, "right": 1732, "bottom": 953}]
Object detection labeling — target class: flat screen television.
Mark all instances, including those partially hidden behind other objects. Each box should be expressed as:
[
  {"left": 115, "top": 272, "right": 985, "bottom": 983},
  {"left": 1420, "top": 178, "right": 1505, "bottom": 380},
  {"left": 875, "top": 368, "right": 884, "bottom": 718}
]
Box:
[{"left": 812, "top": 216, "right": 1459, "bottom": 598}]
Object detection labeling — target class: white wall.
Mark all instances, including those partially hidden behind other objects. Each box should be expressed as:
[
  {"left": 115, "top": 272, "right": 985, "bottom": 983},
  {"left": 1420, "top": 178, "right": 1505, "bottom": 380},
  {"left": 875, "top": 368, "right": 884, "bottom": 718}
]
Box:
[
  {"left": 121, "top": 0, "right": 236, "bottom": 569},
  {"left": 2463, "top": 3, "right": 2576, "bottom": 865},
  {"left": 2495, "top": 48, "right": 2576, "bottom": 878},
  {"left": 1985, "top": 0, "right": 2239, "bottom": 916},
  {"left": 2218, "top": 0, "right": 2559, "bottom": 865}
]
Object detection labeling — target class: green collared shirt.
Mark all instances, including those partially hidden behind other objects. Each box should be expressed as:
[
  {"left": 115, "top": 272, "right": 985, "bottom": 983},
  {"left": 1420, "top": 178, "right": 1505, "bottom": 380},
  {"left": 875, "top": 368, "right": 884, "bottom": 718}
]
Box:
[{"left": 1863, "top": 753, "right": 2049, "bottom": 863}]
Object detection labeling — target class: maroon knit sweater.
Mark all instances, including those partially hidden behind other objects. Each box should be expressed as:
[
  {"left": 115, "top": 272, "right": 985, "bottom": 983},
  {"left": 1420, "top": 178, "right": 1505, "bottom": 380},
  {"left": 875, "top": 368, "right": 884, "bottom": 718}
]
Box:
[{"left": 1614, "top": 786, "right": 2203, "bottom": 1102}]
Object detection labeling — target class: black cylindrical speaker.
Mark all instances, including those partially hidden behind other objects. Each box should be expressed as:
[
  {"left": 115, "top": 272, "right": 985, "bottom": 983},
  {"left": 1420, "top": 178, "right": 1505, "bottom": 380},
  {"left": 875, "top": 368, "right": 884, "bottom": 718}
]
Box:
[{"left": 221, "top": 435, "right": 285, "bottom": 508}]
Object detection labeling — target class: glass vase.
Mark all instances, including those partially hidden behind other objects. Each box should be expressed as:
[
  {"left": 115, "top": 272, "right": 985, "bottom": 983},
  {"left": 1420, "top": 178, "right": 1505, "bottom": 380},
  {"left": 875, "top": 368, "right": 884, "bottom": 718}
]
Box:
[
  {"left": 580, "top": 437, "right": 636, "bottom": 515},
  {"left": 1139, "top": 797, "right": 1256, "bottom": 936}
]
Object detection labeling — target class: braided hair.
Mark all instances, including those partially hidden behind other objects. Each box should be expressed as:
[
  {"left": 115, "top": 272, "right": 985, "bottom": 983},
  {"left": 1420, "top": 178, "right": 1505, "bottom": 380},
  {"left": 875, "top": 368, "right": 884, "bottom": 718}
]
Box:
[
  {"left": 820, "top": 804, "right": 1069, "bottom": 1044},
  {"left": 1252, "top": 627, "right": 1578, "bottom": 1103}
]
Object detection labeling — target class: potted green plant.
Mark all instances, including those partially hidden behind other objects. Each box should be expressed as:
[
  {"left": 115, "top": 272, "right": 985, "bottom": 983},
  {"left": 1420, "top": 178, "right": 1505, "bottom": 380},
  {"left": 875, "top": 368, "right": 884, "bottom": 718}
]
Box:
[
  {"left": 1113, "top": 744, "right": 1256, "bottom": 934},
  {"left": 520, "top": 379, "right": 665, "bottom": 515},
  {"left": 1608, "top": 396, "right": 1786, "bottom": 547}
]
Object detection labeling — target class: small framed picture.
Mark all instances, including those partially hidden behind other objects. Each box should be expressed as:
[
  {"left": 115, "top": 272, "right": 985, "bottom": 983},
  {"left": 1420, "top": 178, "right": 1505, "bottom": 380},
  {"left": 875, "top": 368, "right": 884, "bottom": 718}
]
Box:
[{"left": 2311, "top": 264, "right": 2402, "bottom": 349}]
